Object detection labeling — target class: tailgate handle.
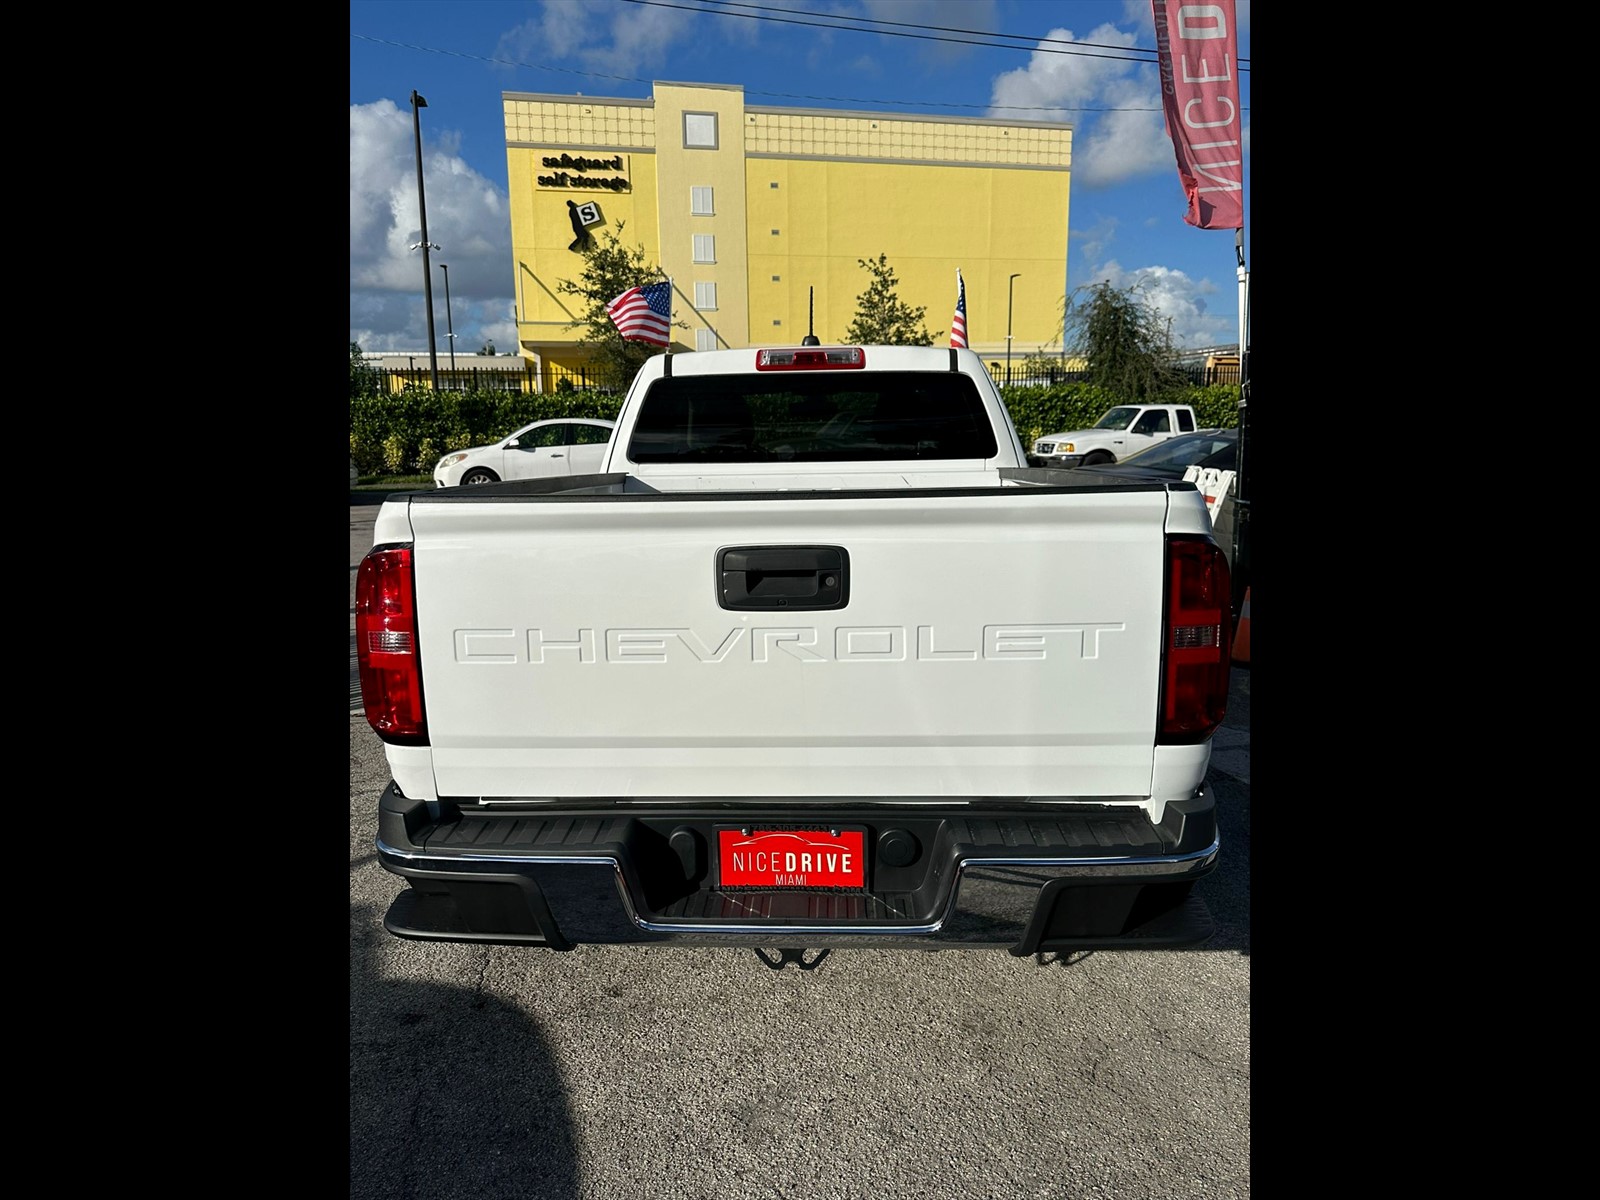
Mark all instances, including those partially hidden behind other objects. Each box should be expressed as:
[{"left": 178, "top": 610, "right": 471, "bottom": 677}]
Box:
[{"left": 718, "top": 546, "right": 849, "bottom": 611}]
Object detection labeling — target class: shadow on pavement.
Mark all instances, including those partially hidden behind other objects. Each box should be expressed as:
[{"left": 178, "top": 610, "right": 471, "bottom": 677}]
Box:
[{"left": 349, "top": 905, "right": 581, "bottom": 1199}]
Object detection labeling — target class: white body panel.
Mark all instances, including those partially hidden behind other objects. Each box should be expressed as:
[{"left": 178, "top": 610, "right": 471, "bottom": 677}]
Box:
[
  {"left": 372, "top": 347, "right": 1216, "bottom": 808},
  {"left": 393, "top": 487, "right": 1184, "bottom": 800}
]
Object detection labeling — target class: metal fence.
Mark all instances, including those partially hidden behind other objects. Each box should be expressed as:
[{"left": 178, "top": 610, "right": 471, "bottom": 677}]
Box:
[
  {"left": 988, "top": 361, "right": 1243, "bottom": 389},
  {"left": 369, "top": 359, "right": 1242, "bottom": 395},
  {"left": 371, "top": 364, "right": 541, "bottom": 394}
]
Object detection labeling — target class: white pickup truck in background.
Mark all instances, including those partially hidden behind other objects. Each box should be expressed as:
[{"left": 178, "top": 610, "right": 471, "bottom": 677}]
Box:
[
  {"left": 356, "top": 345, "right": 1233, "bottom": 958},
  {"left": 1029, "top": 403, "right": 1199, "bottom": 468}
]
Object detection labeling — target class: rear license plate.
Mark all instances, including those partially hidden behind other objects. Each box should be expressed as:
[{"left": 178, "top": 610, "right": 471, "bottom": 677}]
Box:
[{"left": 716, "top": 827, "right": 866, "bottom": 890}]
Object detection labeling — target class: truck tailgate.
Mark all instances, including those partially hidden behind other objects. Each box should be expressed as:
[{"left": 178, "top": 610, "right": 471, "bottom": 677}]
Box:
[{"left": 403, "top": 488, "right": 1173, "bottom": 800}]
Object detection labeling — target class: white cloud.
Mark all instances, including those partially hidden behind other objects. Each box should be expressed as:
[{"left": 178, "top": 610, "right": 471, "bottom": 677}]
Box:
[
  {"left": 986, "top": 23, "right": 1172, "bottom": 189},
  {"left": 496, "top": 0, "right": 699, "bottom": 79},
  {"left": 1071, "top": 72, "right": 1172, "bottom": 188},
  {"left": 349, "top": 99, "right": 515, "bottom": 354},
  {"left": 1078, "top": 258, "right": 1237, "bottom": 350}
]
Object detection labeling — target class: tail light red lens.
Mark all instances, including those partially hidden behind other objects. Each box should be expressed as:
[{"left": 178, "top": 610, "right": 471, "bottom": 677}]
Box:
[
  {"left": 1159, "top": 536, "right": 1232, "bottom": 743},
  {"left": 355, "top": 545, "right": 428, "bottom": 744}
]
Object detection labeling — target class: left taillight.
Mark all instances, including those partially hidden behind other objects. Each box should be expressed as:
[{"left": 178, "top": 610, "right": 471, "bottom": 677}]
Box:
[
  {"left": 355, "top": 544, "right": 428, "bottom": 745},
  {"left": 1158, "top": 536, "right": 1232, "bottom": 743}
]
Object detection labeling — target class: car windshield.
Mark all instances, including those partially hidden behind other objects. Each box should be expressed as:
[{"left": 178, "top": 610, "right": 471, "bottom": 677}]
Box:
[
  {"left": 1118, "top": 431, "right": 1237, "bottom": 469},
  {"left": 1092, "top": 407, "right": 1141, "bottom": 430}
]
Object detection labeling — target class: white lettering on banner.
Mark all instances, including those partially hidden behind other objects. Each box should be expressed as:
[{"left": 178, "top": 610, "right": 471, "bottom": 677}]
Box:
[
  {"left": 1177, "top": 5, "right": 1227, "bottom": 42},
  {"left": 1183, "top": 101, "right": 1237, "bottom": 130},
  {"left": 1176, "top": 5, "right": 1238, "bottom": 189}
]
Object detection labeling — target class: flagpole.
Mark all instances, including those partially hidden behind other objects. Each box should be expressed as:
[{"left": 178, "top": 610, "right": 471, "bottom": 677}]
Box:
[
  {"left": 1235, "top": 229, "right": 1247, "bottom": 379},
  {"left": 666, "top": 276, "right": 673, "bottom": 354},
  {"left": 1232, "top": 226, "right": 1249, "bottom": 620}
]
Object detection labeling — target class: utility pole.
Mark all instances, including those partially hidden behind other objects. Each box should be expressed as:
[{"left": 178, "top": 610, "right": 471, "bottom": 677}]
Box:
[
  {"left": 411, "top": 90, "right": 440, "bottom": 392},
  {"left": 440, "top": 262, "right": 457, "bottom": 375},
  {"left": 1006, "top": 273, "right": 1021, "bottom": 386}
]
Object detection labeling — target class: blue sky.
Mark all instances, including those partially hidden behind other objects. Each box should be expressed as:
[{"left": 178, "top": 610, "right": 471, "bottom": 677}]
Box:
[{"left": 350, "top": 0, "right": 1249, "bottom": 357}]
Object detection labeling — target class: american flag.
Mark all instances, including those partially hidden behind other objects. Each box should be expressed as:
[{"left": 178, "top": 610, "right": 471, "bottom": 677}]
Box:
[
  {"left": 605, "top": 281, "right": 672, "bottom": 347},
  {"left": 950, "top": 269, "right": 968, "bottom": 349}
]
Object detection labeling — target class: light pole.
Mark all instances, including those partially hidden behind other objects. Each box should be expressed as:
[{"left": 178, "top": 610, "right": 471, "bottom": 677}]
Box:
[
  {"left": 439, "top": 262, "right": 457, "bottom": 377},
  {"left": 1006, "top": 273, "right": 1021, "bottom": 386},
  {"left": 411, "top": 89, "right": 440, "bottom": 392}
]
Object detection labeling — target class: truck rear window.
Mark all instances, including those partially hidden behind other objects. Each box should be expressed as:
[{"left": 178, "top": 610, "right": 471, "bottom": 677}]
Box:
[{"left": 626, "top": 372, "right": 1000, "bottom": 463}]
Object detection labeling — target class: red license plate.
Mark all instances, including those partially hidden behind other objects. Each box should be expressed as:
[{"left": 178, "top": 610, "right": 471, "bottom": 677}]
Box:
[{"left": 716, "top": 827, "right": 866, "bottom": 890}]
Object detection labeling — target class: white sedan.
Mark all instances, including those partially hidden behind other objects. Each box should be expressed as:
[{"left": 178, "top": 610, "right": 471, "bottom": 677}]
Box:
[{"left": 433, "top": 418, "right": 616, "bottom": 487}]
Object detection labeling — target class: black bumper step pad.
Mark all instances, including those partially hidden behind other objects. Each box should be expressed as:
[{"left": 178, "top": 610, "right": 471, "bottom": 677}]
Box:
[{"left": 376, "top": 787, "right": 1217, "bottom": 949}]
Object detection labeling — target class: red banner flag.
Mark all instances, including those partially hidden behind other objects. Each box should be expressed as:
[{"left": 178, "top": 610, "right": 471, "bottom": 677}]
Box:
[{"left": 1151, "top": 1, "right": 1243, "bottom": 230}]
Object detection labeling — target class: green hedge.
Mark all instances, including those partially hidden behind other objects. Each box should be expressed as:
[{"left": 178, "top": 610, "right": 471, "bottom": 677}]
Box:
[
  {"left": 349, "top": 382, "right": 1242, "bottom": 475},
  {"left": 1001, "top": 383, "right": 1242, "bottom": 447},
  {"left": 349, "top": 386, "right": 623, "bottom": 475}
]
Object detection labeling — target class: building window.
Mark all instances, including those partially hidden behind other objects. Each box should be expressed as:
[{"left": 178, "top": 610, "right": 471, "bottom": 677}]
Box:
[
  {"left": 771, "top": 275, "right": 781, "bottom": 282},
  {"left": 770, "top": 182, "right": 779, "bottom": 188},
  {"left": 690, "top": 186, "right": 714, "bottom": 215},
  {"left": 771, "top": 229, "right": 780, "bottom": 235},
  {"left": 693, "top": 234, "right": 716, "bottom": 263},
  {"left": 694, "top": 281, "right": 718, "bottom": 310},
  {"left": 696, "top": 328, "right": 717, "bottom": 352},
  {"left": 684, "top": 112, "right": 718, "bottom": 149},
  {"left": 772, "top": 319, "right": 782, "bottom": 326}
]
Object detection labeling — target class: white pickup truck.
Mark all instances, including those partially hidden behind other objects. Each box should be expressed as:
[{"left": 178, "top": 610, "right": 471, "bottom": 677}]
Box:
[
  {"left": 356, "top": 345, "right": 1233, "bottom": 957},
  {"left": 1029, "top": 403, "right": 1199, "bottom": 468}
]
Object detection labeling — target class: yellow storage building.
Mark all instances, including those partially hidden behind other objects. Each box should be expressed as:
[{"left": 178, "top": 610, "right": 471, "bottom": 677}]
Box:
[{"left": 506, "top": 81, "right": 1072, "bottom": 391}]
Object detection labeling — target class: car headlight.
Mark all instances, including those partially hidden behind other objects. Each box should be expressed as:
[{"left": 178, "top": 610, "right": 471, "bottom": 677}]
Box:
[
  {"left": 437, "top": 452, "right": 470, "bottom": 469},
  {"left": 1058, "top": 442, "right": 1075, "bottom": 454}
]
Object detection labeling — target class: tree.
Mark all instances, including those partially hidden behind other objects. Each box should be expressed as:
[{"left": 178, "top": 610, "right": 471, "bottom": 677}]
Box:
[
  {"left": 554, "top": 221, "right": 680, "bottom": 392},
  {"left": 842, "top": 254, "right": 940, "bottom": 345},
  {"left": 350, "top": 341, "right": 381, "bottom": 399},
  {"left": 1062, "top": 279, "right": 1187, "bottom": 400},
  {"left": 476, "top": 341, "right": 496, "bottom": 356}
]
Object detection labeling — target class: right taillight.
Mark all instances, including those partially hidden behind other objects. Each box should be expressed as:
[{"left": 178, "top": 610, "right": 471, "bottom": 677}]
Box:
[
  {"left": 1158, "top": 536, "right": 1232, "bottom": 743},
  {"left": 355, "top": 544, "right": 428, "bottom": 744}
]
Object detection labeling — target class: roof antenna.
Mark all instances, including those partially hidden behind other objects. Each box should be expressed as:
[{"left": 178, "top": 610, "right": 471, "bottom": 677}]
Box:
[{"left": 801, "top": 286, "right": 820, "bottom": 346}]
